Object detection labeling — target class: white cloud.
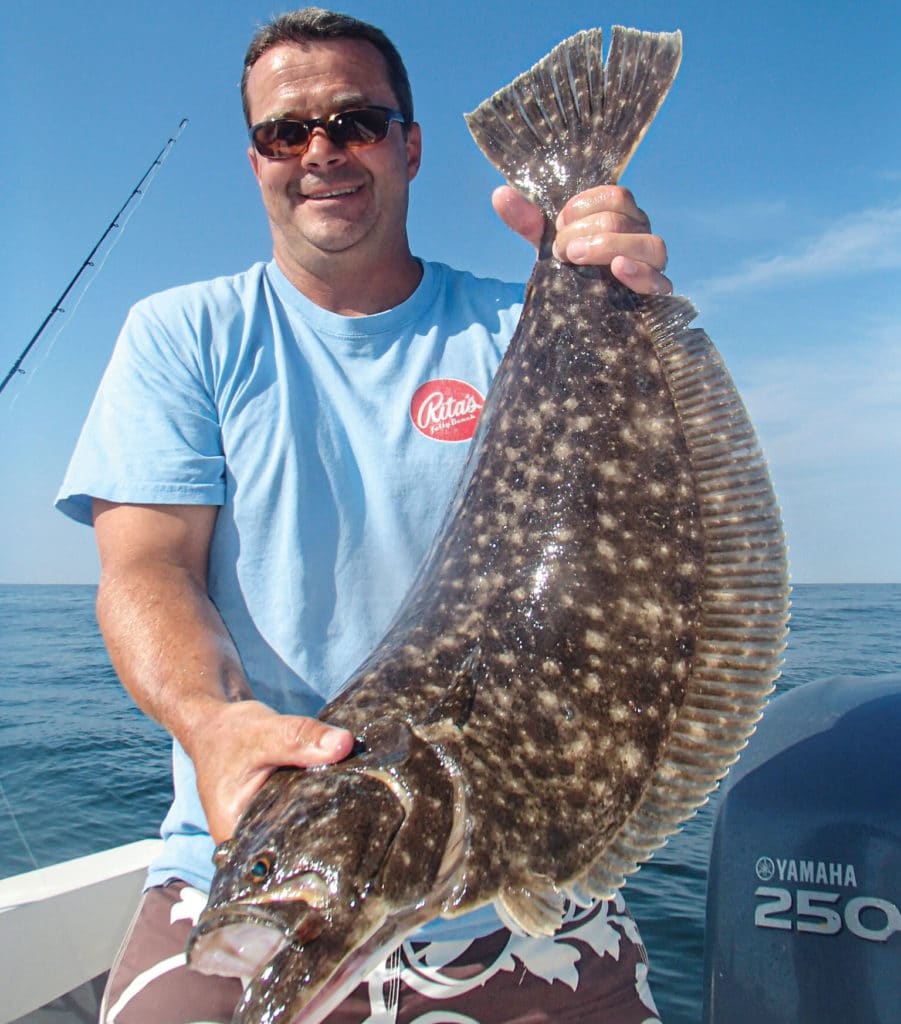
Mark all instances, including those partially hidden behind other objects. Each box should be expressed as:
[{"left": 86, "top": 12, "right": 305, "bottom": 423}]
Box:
[
  {"left": 741, "top": 317, "right": 901, "bottom": 469},
  {"left": 733, "top": 317, "right": 901, "bottom": 583},
  {"left": 697, "top": 200, "right": 901, "bottom": 299},
  {"left": 686, "top": 198, "right": 791, "bottom": 239}
]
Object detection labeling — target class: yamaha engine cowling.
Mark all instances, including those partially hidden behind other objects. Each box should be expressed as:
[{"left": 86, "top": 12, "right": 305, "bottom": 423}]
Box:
[{"left": 703, "top": 674, "right": 901, "bottom": 1023}]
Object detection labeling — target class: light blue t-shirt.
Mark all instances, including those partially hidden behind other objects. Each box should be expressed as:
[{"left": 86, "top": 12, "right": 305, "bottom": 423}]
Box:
[{"left": 57, "top": 259, "right": 524, "bottom": 941}]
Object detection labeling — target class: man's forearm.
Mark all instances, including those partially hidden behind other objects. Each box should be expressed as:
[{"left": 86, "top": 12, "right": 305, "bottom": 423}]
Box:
[
  {"left": 91, "top": 499, "right": 353, "bottom": 842},
  {"left": 96, "top": 559, "right": 252, "bottom": 756}
]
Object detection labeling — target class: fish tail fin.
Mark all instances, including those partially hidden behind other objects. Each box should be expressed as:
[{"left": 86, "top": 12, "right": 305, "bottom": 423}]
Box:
[{"left": 465, "top": 26, "right": 682, "bottom": 217}]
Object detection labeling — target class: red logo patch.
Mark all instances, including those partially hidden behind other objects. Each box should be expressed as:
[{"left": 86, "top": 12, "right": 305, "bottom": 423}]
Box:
[{"left": 410, "top": 378, "right": 485, "bottom": 443}]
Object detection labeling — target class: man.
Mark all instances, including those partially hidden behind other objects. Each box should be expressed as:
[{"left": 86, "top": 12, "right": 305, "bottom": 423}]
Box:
[{"left": 58, "top": 8, "right": 670, "bottom": 1023}]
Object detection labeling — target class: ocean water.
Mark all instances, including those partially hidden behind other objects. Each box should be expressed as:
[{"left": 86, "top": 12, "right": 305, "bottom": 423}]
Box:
[{"left": 1, "top": 583, "right": 899, "bottom": 1022}]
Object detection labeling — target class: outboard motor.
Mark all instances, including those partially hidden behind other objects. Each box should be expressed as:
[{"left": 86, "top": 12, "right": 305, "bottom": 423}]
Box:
[{"left": 703, "top": 673, "right": 901, "bottom": 1023}]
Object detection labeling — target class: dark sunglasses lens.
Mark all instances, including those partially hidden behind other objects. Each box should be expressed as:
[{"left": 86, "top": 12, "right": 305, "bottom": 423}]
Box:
[
  {"left": 254, "top": 121, "right": 310, "bottom": 158},
  {"left": 331, "top": 109, "right": 393, "bottom": 147},
  {"left": 252, "top": 109, "right": 399, "bottom": 158}
]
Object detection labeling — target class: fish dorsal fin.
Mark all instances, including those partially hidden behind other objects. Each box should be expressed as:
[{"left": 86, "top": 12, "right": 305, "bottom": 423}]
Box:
[
  {"left": 566, "top": 296, "right": 790, "bottom": 899},
  {"left": 465, "top": 26, "right": 682, "bottom": 216},
  {"left": 495, "top": 874, "right": 566, "bottom": 936}
]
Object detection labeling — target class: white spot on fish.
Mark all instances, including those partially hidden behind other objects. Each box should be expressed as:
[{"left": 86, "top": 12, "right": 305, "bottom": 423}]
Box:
[
  {"left": 596, "top": 539, "right": 618, "bottom": 564},
  {"left": 610, "top": 703, "right": 630, "bottom": 723},
  {"left": 620, "top": 742, "right": 646, "bottom": 775},
  {"left": 599, "top": 461, "right": 626, "bottom": 482},
  {"left": 585, "top": 629, "right": 608, "bottom": 651}
]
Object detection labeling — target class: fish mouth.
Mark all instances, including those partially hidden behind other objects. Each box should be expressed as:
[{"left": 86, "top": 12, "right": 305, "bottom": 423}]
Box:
[
  {"left": 187, "top": 901, "right": 321, "bottom": 980},
  {"left": 232, "top": 906, "right": 427, "bottom": 1024}
]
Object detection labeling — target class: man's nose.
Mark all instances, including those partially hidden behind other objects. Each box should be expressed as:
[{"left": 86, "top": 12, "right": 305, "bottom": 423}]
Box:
[{"left": 301, "top": 127, "right": 347, "bottom": 168}]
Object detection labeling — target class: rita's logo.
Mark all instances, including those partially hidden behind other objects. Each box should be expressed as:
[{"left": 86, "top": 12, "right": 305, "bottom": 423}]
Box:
[{"left": 410, "top": 378, "right": 484, "bottom": 443}]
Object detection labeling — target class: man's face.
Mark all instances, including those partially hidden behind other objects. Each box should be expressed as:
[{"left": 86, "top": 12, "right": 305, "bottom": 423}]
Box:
[{"left": 245, "top": 39, "right": 421, "bottom": 276}]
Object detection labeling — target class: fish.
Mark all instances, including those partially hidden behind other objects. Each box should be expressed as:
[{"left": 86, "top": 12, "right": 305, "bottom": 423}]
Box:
[{"left": 186, "top": 25, "right": 790, "bottom": 1023}]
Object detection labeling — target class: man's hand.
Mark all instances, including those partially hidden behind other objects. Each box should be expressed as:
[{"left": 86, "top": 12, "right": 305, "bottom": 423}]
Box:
[
  {"left": 492, "top": 184, "right": 671, "bottom": 296},
  {"left": 194, "top": 700, "right": 353, "bottom": 843}
]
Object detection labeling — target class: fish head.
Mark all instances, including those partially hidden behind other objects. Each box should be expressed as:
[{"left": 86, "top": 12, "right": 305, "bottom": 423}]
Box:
[{"left": 187, "top": 718, "right": 459, "bottom": 1022}]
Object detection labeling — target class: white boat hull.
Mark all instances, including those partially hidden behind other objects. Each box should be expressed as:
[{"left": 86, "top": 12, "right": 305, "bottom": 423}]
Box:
[{"left": 0, "top": 839, "right": 161, "bottom": 1023}]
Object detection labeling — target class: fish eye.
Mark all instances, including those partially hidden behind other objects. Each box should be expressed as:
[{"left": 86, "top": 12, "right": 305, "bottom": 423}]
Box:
[{"left": 248, "top": 853, "right": 274, "bottom": 883}]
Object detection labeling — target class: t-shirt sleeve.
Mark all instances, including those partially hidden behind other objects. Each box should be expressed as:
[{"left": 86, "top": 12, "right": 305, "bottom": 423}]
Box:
[{"left": 56, "top": 300, "right": 226, "bottom": 526}]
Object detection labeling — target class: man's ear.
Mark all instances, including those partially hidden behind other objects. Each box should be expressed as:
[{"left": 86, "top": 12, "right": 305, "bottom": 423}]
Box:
[
  {"left": 248, "top": 146, "right": 263, "bottom": 188},
  {"left": 405, "top": 122, "right": 422, "bottom": 182}
]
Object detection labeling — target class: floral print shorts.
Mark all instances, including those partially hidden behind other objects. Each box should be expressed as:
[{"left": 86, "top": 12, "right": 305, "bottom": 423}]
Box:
[{"left": 102, "top": 881, "right": 661, "bottom": 1023}]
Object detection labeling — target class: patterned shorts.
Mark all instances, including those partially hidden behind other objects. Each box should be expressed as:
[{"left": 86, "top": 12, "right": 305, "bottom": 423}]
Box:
[{"left": 102, "top": 881, "right": 661, "bottom": 1023}]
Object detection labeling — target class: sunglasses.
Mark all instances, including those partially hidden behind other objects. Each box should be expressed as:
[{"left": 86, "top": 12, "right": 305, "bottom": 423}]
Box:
[{"left": 250, "top": 106, "right": 407, "bottom": 160}]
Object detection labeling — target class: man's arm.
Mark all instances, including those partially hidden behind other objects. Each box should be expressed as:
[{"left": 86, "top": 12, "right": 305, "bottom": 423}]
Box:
[
  {"left": 92, "top": 499, "right": 353, "bottom": 843},
  {"left": 492, "top": 184, "right": 670, "bottom": 295}
]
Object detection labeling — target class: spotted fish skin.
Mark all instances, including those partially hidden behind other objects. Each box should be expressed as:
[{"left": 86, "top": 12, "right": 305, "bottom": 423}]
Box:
[
  {"left": 188, "top": 27, "right": 789, "bottom": 1024},
  {"left": 329, "top": 263, "right": 707, "bottom": 908}
]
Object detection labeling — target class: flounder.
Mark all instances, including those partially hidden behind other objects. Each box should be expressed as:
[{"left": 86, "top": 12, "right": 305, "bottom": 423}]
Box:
[{"left": 187, "top": 26, "right": 790, "bottom": 1023}]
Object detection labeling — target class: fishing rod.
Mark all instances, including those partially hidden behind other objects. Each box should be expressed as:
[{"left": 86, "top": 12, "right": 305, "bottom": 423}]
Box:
[{"left": 0, "top": 118, "right": 189, "bottom": 397}]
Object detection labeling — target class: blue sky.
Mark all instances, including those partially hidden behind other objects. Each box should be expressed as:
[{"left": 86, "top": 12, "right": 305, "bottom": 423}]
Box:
[{"left": 1, "top": 0, "right": 899, "bottom": 584}]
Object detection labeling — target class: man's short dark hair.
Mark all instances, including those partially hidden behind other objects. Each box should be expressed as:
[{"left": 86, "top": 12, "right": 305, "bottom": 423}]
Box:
[{"left": 241, "top": 7, "right": 414, "bottom": 127}]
